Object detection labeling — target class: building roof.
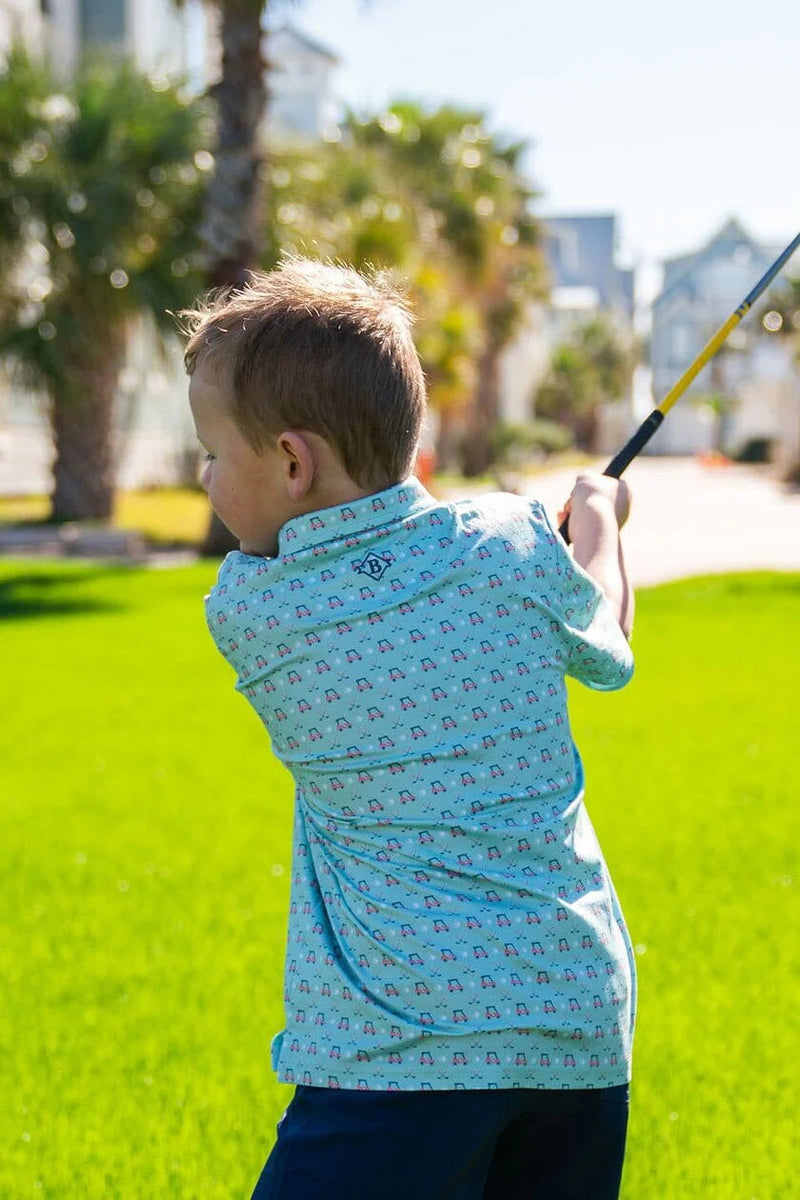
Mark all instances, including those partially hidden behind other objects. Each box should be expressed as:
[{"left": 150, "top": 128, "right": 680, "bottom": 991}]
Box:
[
  {"left": 654, "top": 217, "right": 765, "bottom": 310},
  {"left": 268, "top": 22, "right": 339, "bottom": 64}
]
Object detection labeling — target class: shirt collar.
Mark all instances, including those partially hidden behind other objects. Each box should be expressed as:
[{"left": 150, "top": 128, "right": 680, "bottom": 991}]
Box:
[{"left": 277, "top": 475, "right": 434, "bottom": 556}]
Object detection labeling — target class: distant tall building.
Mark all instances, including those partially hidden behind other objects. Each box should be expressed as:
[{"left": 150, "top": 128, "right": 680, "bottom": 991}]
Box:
[
  {"left": 500, "top": 213, "right": 637, "bottom": 451},
  {"left": 650, "top": 218, "right": 792, "bottom": 455},
  {"left": 543, "top": 214, "right": 634, "bottom": 340}
]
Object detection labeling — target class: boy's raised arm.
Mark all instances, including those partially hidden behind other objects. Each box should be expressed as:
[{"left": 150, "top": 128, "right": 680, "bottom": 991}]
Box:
[{"left": 558, "top": 472, "right": 634, "bottom": 639}]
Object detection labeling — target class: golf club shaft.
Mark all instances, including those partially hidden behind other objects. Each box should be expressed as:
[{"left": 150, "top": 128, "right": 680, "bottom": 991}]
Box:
[{"left": 558, "top": 230, "right": 800, "bottom": 541}]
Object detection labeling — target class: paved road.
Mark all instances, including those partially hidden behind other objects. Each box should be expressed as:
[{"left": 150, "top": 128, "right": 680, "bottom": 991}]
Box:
[{"left": 450, "top": 457, "right": 800, "bottom": 587}]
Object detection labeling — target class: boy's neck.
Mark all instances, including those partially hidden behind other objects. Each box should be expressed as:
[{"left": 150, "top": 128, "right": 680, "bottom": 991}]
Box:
[
  {"left": 298, "top": 432, "right": 397, "bottom": 519},
  {"left": 303, "top": 477, "right": 373, "bottom": 518}
]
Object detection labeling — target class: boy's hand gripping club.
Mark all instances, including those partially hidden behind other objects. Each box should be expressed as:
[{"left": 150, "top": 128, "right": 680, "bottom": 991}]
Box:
[{"left": 558, "top": 231, "right": 800, "bottom": 543}]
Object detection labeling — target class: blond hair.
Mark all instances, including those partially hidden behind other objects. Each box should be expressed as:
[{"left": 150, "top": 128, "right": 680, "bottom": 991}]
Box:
[{"left": 181, "top": 258, "right": 426, "bottom": 490}]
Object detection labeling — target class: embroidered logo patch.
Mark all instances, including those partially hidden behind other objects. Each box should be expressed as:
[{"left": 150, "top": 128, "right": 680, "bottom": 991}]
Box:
[{"left": 353, "top": 550, "right": 392, "bottom": 580}]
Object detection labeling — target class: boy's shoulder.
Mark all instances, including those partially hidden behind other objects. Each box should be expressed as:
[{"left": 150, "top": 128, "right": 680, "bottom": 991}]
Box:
[
  {"left": 445, "top": 490, "right": 556, "bottom": 550},
  {"left": 209, "top": 485, "right": 556, "bottom": 599},
  {"left": 447, "top": 488, "right": 548, "bottom": 526}
]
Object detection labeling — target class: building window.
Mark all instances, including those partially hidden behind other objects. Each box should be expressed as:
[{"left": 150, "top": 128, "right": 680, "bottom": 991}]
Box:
[
  {"left": 80, "top": 0, "right": 125, "bottom": 44},
  {"left": 672, "top": 323, "right": 691, "bottom": 362}
]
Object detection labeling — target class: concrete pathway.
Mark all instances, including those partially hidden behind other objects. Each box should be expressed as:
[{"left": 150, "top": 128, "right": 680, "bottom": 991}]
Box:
[
  {"left": 449, "top": 457, "right": 800, "bottom": 587},
  {"left": 528, "top": 457, "right": 800, "bottom": 586}
]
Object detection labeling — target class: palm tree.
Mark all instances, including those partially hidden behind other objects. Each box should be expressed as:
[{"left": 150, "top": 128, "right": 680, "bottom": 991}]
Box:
[
  {"left": 268, "top": 101, "right": 547, "bottom": 474},
  {"left": 347, "top": 103, "right": 547, "bottom": 475},
  {"left": 266, "top": 123, "right": 482, "bottom": 438},
  {"left": 536, "top": 315, "right": 635, "bottom": 451},
  {"left": 0, "top": 48, "right": 207, "bottom": 521}
]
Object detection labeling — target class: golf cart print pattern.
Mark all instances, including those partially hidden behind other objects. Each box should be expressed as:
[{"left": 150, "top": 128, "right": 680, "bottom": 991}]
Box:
[{"left": 206, "top": 478, "right": 636, "bottom": 1090}]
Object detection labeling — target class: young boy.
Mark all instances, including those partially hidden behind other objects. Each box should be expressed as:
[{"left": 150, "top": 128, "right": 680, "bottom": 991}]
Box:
[{"left": 183, "top": 259, "right": 636, "bottom": 1200}]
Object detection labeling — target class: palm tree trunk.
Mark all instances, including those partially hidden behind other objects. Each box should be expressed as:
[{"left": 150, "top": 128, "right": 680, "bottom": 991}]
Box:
[
  {"left": 201, "top": 0, "right": 267, "bottom": 289},
  {"left": 435, "top": 404, "right": 461, "bottom": 472},
  {"left": 48, "top": 334, "right": 125, "bottom": 522},
  {"left": 201, "top": 0, "right": 268, "bottom": 556},
  {"left": 461, "top": 344, "right": 501, "bottom": 477}
]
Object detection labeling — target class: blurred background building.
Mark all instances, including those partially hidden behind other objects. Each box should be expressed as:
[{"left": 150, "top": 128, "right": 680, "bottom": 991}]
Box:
[
  {"left": 498, "top": 213, "right": 636, "bottom": 454},
  {"left": 0, "top": 0, "right": 200, "bottom": 80},
  {"left": 0, "top": 2, "right": 336, "bottom": 121},
  {"left": 649, "top": 218, "right": 796, "bottom": 463},
  {"left": 266, "top": 24, "right": 339, "bottom": 142},
  {"left": 543, "top": 214, "right": 634, "bottom": 337}
]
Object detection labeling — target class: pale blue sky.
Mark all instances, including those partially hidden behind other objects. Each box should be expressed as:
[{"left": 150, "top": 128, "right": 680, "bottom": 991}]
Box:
[{"left": 297, "top": 0, "right": 799, "bottom": 298}]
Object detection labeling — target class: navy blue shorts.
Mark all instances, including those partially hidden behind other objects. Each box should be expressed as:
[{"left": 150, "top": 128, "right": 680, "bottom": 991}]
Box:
[{"left": 251, "top": 1083, "right": 629, "bottom": 1200}]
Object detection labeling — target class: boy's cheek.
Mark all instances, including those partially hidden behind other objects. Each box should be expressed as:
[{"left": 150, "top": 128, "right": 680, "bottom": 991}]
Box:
[{"left": 207, "top": 479, "right": 237, "bottom": 531}]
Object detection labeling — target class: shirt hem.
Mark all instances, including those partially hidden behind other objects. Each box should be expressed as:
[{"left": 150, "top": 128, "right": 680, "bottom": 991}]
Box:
[{"left": 273, "top": 1065, "right": 633, "bottom": 1091}]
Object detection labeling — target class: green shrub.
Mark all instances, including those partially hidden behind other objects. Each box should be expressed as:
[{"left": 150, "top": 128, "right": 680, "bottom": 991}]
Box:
[{"left": 490, "top": 419, "right": 573, "bottom": 466}]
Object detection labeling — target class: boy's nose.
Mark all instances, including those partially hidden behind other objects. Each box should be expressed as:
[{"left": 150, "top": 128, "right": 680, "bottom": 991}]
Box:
[{"left": 200, "top": 461, "right": 212, "bottom": 492}]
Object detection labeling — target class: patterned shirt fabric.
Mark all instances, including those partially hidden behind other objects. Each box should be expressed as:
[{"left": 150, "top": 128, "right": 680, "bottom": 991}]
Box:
[{"left": 205, "top": 476, "right": 636, "bottom": 1091}]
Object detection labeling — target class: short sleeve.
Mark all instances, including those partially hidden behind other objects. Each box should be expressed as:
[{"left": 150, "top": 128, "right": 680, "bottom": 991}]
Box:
[
  {"left": 204, "top": 550, "right": 277, "bottom": 677},
  {"left": 533, "top": 504, "right": 634, "bottom": 692}
]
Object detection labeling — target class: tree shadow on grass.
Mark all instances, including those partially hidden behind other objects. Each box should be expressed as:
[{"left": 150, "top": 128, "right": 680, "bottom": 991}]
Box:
[{"left": 0, "top": 569, "right": 132, "bottom": 621}]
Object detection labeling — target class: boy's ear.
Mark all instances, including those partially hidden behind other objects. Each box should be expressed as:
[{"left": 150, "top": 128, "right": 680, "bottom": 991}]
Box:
[{"left": 276, "top": 431, "right": 315, "bottom": 500}]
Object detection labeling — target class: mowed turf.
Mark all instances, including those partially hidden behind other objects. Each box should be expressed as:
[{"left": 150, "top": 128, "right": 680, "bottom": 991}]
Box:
[{"left": 1, "top": 563, "right": 796, "bottom": 1199}]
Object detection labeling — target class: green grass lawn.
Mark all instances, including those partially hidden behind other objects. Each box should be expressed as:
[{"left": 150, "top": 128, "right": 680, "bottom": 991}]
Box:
[{"left": 1, "top": 563, "right": 797, "bottom": 1199}]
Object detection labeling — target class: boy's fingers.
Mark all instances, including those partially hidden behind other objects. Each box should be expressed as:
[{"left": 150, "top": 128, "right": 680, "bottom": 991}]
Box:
[{"left": 569, "top": 473, "right": 632, "bottom": 530}]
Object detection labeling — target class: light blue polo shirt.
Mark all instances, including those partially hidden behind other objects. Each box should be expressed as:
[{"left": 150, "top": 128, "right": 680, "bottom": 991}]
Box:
[{"left": 205, "top": 477, "right": 636, "bottom": 1091}]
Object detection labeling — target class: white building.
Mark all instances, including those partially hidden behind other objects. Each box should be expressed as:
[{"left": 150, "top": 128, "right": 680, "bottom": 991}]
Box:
[
  {"left": 0, "top": 0, "right": 205, "bottom": 81},
  {"left": 266, "top": 24, "right": 339, "bottom": 142},
  {"left": 0, "top": 0, "right": 44, "bottom": 57}
]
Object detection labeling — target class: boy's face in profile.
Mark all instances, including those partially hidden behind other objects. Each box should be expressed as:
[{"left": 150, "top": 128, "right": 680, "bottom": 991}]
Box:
[{"left": 189, "top": 360, "right": 296, "bottom": 557}]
